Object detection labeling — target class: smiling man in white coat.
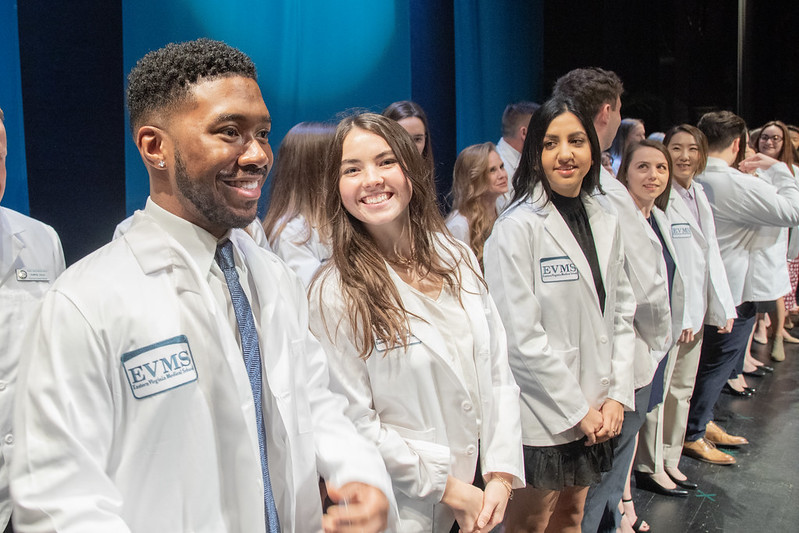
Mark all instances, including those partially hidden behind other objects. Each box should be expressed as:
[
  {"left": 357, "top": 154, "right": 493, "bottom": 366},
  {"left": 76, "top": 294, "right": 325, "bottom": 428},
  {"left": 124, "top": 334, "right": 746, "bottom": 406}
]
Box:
[
  {"left": 0, "top": 107, "right": 66, "bottom": 533},
  {"left": 9, "top": 39, "right": 393, "bottom": 533}
]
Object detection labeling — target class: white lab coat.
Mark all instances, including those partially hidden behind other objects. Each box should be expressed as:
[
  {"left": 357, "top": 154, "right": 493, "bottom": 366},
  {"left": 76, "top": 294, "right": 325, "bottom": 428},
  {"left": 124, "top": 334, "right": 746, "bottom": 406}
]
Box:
[
  {"left": 695, "top": 157, "right": 799, "bottom": 305},
  {"left": 483, "top": 186, "right": 636, "bottom": 446},
  {"left": 444, "top": 210, "right": 469, "bottom": 246},
  {"left": 666, "top": 184, "right": 737, "bottom": 332},
  {"left": 596, "top": 168, "right": 672, "bottom": 355},
  {"left": 11, "top": 209, "right": 393, "bottom": 533},
  {"left": 0, "top": 207, "right": 65, "bottom": 530},
  {"left": 309, "top": 237, "right": 524, "bottom": 532},
  {"left": 269, "top": 215, "right": 331, "bottom": 287}
]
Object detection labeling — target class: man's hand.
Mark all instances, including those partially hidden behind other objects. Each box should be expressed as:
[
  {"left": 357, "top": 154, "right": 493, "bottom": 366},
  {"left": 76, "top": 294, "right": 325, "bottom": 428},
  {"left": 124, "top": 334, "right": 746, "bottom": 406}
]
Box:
[
  {"left": 322, "top": 482, "right": 389, "bottom": 533},
  {"left": 718, "top": 318, "right": 734, "bottom": 334},
  {"left": 738, "top": 152, "right": 780, "bottom": 174},
  {"left": 678, "top": 328, "right": 695, "bottom": 344}
]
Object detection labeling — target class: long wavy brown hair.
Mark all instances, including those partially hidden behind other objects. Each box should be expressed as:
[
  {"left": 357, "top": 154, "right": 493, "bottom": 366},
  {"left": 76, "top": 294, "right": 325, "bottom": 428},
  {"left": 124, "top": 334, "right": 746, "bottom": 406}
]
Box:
[
  {"left": 314, "top": 113, "right": 474, "bottom": 358},
  {"left": 262, "top": 121, "right": 335, "bottom": 247},
  {"left": 448, "top": 142, "right": 500, "bottom": 265}
]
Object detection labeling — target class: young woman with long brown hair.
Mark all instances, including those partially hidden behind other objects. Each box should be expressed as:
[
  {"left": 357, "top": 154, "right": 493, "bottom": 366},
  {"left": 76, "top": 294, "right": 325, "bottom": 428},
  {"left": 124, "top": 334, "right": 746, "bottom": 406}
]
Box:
[
  {"left": 309, "top": 113, "right": 523, "bottom": 532},
  {"left": 446, "top": 142, "right": 508, "bottom": 266},
  {"left": 262, "top": 121, "right": 335, "bottom": 286}
]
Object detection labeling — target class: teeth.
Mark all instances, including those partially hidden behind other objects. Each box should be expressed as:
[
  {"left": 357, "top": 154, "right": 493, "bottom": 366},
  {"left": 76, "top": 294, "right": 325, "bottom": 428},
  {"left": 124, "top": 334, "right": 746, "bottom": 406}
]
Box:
[
  {"left": 363, "top": 193, "right": 390, "bottom": 204},
  {"left": 236, "top": 181, "right": 258, "bottom": 190}
]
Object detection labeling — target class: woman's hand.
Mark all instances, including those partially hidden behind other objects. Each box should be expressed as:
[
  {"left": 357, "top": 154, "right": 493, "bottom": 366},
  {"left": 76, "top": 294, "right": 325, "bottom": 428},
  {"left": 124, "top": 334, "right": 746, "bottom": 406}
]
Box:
[
  {"left": 441, "top": 475, "right": 484, "bottom": 532},
  {"left": 718, "top": 318, "right": 734, "bottom": 334},
  {"left": 578, "top": 407, "right": 604, "bottom": 445},
  {"left": 594, "top": 399, "right": 624, "bottom": 443},
  {"left": 476, "top": 474, "right": 514, "bottom": 531},
  {"left": 678, "top": 328, "right": 695, "bottom": 344}
]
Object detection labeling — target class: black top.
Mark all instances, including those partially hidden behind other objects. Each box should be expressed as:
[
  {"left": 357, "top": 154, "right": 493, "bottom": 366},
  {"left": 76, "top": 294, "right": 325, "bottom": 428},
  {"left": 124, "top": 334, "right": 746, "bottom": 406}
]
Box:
[
  {"left": 648, "top": 214, "right": 675, "bottom": 305},
  {"left": 551, "top": 192, "right": 606, "bottom": 313}
]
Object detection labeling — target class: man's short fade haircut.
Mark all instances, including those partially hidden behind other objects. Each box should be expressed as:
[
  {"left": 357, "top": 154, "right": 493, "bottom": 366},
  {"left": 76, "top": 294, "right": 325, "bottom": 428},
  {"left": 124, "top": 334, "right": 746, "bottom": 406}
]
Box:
[
  {"left": 552, "top": 67, "right": 623, "bottom": 120},
  {"left": 126, "top": 38, "right": 257, "bottom": 132},
  {"left": 501, "top": 101, "right": 540, "bottom": 138},
  {"left": 697, "top": 110, "right": 748, "bottom": 152}
]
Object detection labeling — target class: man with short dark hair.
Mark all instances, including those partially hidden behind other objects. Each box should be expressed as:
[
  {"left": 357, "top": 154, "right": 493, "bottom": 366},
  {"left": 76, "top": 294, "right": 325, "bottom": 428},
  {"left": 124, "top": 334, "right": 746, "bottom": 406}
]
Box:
[
  {"left": 10, "top": 39, "right": 392, "bottom": 533},
  {"left": 682, "top": 110, "right": 799, "bottom": 464},
  {"left": 496, "top": 101, "right": 538, "bottom": 208}
]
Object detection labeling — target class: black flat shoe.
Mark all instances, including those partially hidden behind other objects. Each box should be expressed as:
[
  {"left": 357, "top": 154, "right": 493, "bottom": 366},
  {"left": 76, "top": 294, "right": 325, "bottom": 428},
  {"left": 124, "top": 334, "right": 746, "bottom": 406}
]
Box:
[
  {"left": 666, "top": 471, "right": 698, "bottom": 490},
  {"left": 722, "top": 384, "right": 752, "bottom": 397},
  {"left": 744, "top": 386, "right": 757, "bottom": 394},
  {"left": 759, "top": 364, "right": 775, "bottom": 373},
  {"left": 633, "top": 471, "right": 688, "bottom": 497},
  {"left": 743, "top": 368, "right": 767, "bottom": 377}
]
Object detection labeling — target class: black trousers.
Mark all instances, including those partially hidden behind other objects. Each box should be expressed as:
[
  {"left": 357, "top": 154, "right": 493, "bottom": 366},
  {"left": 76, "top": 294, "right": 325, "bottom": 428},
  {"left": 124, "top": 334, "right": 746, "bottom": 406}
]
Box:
[{"left": 685, "top": 302, "right": 756, "bottom": 441}]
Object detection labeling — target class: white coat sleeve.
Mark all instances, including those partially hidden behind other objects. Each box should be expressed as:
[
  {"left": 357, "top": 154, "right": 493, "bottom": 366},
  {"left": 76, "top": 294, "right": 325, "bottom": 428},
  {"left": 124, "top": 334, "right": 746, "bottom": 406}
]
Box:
[
  {"left": 273, "top": 220, "right": 325, "bottom": 288},
  {"left": 11, "top": 290, "right": 132, "bottom": 533},
  {"left": 483, "top": 216, "right": 591, "bottom": 436},
  {"left": 308, "top": 277, "right": 451, "bottom": 504},
  {"left": 606, "top": 225, "right": 637, "bottom": 410},
  {"left": 715, "top": 163, "right": 799, "bottom": 227},
  {"left": 445, "top": 213, "right": 470, "bottom": 246},
  {"left": 699, "top": 195, "right": 738, "bottom": 326},
  {"left": 476, "top": 282, "right": 525, "bottom": 489},
  {"left": 287, "top": 275, "right": 396, "bottom": 512}
]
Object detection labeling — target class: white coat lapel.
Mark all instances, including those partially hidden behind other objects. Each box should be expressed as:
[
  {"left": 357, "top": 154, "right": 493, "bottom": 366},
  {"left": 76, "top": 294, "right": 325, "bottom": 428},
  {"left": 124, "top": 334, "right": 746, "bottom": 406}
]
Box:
[
  {"left": 541, "top": 202, "right": 596, "bottom": 295},
  {"left": 669, "top": 187, "right": 707, "bottom": 249}
]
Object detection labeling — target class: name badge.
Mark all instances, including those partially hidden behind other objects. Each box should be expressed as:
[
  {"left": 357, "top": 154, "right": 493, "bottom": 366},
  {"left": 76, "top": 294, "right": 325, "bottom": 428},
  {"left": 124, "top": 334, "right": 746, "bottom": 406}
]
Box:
[
  {"left": 375, "top": 333, "right": 422, "bottom": 352},
  {"left": 16, "top": 268, "right": 50, "bottom": 282},
  {"left": 121, "top": 335, "right": 198, "bottom": 399},
  {"left": 671, "top": 224, "right": 692, "bottom": 239},
  {"left": 541, "top": 256, "right": 579, "bottom": 283}
]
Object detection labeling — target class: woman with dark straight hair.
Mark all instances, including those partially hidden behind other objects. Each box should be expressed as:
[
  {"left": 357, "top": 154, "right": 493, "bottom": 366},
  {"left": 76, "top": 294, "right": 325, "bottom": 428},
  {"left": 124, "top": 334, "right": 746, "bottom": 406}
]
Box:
[{"left": 484, "top": 97, "right": 635, "bottom": 532}]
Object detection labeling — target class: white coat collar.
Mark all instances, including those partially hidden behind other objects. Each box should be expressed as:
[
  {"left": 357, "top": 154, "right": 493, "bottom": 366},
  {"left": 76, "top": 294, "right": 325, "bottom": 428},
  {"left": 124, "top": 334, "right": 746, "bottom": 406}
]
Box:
[{"left": 528, "top": 185, "right": 616, "bottom": 314}]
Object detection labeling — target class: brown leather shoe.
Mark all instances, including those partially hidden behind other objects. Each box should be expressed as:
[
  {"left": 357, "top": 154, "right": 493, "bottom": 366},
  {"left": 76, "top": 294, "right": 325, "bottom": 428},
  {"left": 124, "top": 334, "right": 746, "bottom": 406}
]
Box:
[
  {"left": 705, "top": 421, "right": 749, "bottom": 446},
  {"left": 682, "top": 438, "right": 736, "bottom": 465}
]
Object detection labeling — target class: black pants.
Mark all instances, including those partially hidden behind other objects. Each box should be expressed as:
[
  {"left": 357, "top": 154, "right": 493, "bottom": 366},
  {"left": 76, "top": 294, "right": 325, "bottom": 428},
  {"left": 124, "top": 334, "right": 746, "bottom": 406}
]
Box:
[{"left": 686, "top": 302, "right": 756, "bottom": 441}]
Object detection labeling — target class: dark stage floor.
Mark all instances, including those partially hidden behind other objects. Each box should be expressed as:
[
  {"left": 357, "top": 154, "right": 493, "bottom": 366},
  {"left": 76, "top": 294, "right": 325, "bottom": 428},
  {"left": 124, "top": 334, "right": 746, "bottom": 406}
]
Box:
[{"left": 631, "top": 336, "right": 799, "bottom": 532}]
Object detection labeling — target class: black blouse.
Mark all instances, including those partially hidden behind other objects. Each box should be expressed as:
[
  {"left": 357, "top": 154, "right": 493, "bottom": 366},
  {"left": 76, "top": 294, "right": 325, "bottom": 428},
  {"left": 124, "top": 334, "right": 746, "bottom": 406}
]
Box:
[{"left": 551, "top": 192, "right": 606, "bottom": 313}]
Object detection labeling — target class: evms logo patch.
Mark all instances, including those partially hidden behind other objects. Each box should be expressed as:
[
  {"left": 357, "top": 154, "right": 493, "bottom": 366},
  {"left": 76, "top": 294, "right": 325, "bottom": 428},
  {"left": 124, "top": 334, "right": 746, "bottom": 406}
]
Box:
[
  {"left": 671, "top": 223, "right": 692, "bottom": 239},
  {"left": 121, "top": 335, "right": 198, "bottom": 399},
  {"left": 540, "top": 256, "right": 579, "bottom": 283}
]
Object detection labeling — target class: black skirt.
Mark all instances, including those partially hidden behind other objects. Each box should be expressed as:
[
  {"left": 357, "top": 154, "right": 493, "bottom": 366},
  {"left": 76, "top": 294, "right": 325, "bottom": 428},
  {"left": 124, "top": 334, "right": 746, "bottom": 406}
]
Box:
[{"left": 522, "top": 437, "right": 615, "bottom": 491}]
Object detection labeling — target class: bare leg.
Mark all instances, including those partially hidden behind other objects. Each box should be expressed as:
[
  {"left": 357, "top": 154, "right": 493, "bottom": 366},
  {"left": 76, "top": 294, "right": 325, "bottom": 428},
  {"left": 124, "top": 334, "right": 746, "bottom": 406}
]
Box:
[
  {"left": 504, "top": 486, "right": 558, "bottom": 533},
  {"left": 544, "top": 485, "right": 589, "bottom": 533}
]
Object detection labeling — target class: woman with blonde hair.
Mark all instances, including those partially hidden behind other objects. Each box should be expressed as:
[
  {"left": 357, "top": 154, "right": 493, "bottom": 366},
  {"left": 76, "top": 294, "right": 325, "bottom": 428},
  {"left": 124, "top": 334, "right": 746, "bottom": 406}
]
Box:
[
  {"left": 262, "top": 121, "right": 335, "bottom": 286},
  {"left": 309, "top": 113, "right": 523, "bottom": 532},
  {"left": 446, "top": 142, "right": 508, "bottom": 265}
]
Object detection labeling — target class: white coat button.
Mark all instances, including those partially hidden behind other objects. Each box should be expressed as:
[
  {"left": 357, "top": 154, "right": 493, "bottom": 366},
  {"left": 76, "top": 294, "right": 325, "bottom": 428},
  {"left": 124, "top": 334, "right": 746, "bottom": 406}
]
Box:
[
  {"left": 466, "top": 445, "right": 476, "bottom": 456},
  {"left": 462, "top": 401, "right": 473, "bottom": 412},
  {"left": 4, "top": 434, "right": 13, "bottom": 445},
  {"left": 0, "top": 381, "right": 6, "bottom": 391},
  {"left": 599, "top": 336, "right": 608, "bottom": 344},
  {"left": 600, "top": 377, "right": 610, "bottom": 386}
]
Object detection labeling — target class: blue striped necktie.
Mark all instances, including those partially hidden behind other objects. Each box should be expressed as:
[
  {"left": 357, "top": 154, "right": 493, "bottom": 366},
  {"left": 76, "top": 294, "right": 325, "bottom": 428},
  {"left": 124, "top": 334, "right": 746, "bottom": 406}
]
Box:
[{"left": 215, "top": 240, "right": 280, "bottom": 533}]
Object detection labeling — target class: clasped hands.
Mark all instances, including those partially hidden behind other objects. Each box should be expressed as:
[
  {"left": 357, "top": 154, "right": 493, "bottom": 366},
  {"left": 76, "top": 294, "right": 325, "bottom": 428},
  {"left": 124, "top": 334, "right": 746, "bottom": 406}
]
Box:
[{"left": 578, "top": 399, "right": 624, "bottom": 445}]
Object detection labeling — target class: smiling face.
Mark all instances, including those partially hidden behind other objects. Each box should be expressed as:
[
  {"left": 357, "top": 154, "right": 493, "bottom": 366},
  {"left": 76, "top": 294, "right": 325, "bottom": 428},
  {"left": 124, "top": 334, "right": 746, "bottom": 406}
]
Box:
[
  {"left": 153, "top": 76, "right": 272, "bottom": 237},
  {"left": 397, "top": 116, "right": 427, "bottom": 156},
  {"left": 338, "top": 127, "right": 412, "bottom": 243},
  {"left": 541, "top": 112, "right": 593, "bottom": 197},
  {"left": 667, "top": 131, "right": 701, "bottom": 187},
  {"left": 758, "top": 125, "right": 784, "bottom": 158},
  {"left": 486, "top": 149, "right": 508, "bottom": 196},
  {"left": 624, "top": 146, "right": 670, "bottom": 212}
]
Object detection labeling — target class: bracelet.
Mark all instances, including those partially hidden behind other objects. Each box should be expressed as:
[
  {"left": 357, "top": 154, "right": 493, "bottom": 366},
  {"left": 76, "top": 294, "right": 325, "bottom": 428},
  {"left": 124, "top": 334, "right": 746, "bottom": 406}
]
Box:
[{"left": 490, "top": 476, "right": 514, "bottom": 500}]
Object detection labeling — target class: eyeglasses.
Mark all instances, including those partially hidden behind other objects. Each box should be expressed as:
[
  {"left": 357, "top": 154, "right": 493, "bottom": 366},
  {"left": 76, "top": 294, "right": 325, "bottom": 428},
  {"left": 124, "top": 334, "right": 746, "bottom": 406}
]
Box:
[{"left": 760, "top": 134, "right": 783, "bottom": 144}]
